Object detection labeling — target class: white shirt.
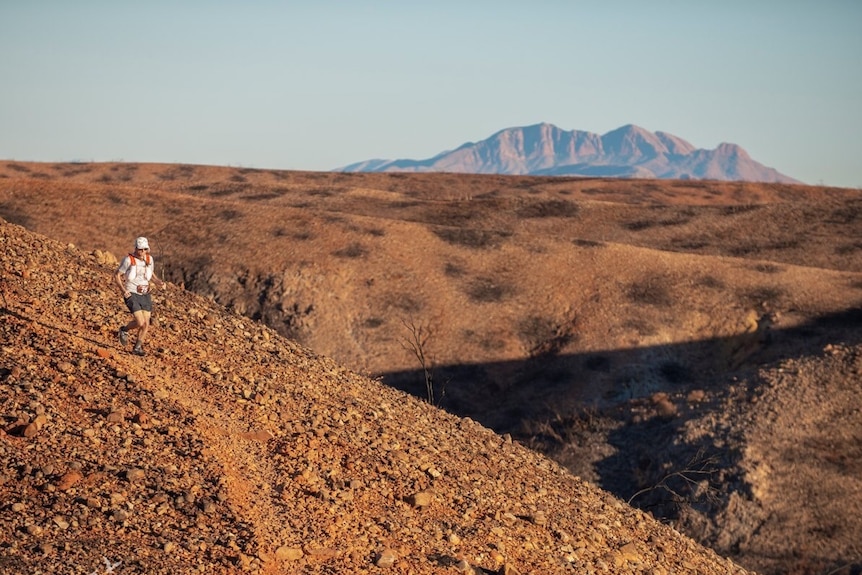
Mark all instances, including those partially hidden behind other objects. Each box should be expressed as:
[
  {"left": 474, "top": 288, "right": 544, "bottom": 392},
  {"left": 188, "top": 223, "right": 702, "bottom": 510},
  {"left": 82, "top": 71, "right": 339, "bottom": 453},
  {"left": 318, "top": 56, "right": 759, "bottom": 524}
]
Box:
[{"left": 117, "top": 254, "right": 154, "bottom": 293}]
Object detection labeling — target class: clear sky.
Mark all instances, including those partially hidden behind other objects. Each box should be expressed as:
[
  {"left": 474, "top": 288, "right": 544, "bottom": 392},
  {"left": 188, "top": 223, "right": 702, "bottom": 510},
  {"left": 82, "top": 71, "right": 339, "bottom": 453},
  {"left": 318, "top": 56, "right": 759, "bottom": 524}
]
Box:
[{"left": 1, "top": 1, "right": 860, "bottom": 187}]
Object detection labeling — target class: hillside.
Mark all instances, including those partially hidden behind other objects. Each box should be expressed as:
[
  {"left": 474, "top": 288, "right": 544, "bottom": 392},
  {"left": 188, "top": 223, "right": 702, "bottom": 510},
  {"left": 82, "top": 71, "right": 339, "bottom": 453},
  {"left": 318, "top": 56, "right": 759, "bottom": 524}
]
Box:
[
  {"left": 0, "top": 220, "right": 750, "bottom": 574},
  {"left": 1, "top": 160, "right": 861, "bottom": 574}
]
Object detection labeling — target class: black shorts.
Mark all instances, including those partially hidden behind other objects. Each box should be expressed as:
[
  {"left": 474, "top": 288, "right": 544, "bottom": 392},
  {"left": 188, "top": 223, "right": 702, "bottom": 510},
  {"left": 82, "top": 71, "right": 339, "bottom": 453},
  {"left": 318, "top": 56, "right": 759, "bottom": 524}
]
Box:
[{"left": 125, "top": 293, "right": 153, "bottom": 313}]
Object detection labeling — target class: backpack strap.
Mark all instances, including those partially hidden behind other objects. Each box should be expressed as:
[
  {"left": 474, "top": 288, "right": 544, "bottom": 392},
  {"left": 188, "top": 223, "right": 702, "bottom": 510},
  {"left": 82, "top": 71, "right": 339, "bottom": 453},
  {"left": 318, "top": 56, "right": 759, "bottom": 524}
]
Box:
[{"left": 127, "top": 253, "right": 151, "bottom": 266}]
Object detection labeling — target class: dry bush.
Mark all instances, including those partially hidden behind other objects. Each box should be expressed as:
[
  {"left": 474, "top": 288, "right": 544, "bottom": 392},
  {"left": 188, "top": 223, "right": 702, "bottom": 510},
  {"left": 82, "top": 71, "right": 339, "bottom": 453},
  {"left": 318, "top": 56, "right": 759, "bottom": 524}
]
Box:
[
  {"left": 626, "top": 277, "right": 673, "bottom": 307},
  {"left": 290, "top": 230, "right": 313, "bottom": 241},
  {"left": 721, "top": 204, "right": 762, "bottom": 215},
  {"left": 217, "top": 209, "right": 243, "bottom": 221},
  {"left": 444, "top": 262, "right": 465, "bottom": 277},
  {"left": 752, "top": 263, "right": 783, "bottom": 274},
  {"left": 740, "top": 285, "right": 784, "bottom": 307},
  {"left": 6, "top": 163, "right": 31, "bottom": 173},
  {"left": 517, "top": 315, "right": 575, "bottom": 356},
  {"left": 332, "top": 242, "right": 367, "bottom": 259},
  {"left": 572, "top": 238, "right": 604, "bottom": 248},
  {"left": 421, "top": 204, "right": 475, "bottom": 226},
  {"left": 697, "top": 275, "right": 725, "bottom": 289},
  {"left": 432, "top": 227, "right": 510, "bottom": 249},
  {"left": 362, "top": 317, "right": 384, "bottom": 328},
  {"left": 670, "top": 239, "right": 709, "bottom": 250},
  {"left": 465, "top": 276, "right": 514, "bottom": 303},
  {"left": 388, "top": 292, "right": 423, "bottom": 314},
  {"left": 243, "top": 192, "right": 281, "bottom": 201},
  {"left": 515, "top": 199, "right": 579, "bottom": 219},
  {"left": 622, "top": 318, "right": 659, "bottom": 336}
]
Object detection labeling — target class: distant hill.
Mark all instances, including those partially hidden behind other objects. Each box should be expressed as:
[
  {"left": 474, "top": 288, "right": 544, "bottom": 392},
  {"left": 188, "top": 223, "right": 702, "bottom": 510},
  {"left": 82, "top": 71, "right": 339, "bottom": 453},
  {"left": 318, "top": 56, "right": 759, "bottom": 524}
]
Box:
[{"left": 339, "top": 123, "right": 802, "bottom": 184}]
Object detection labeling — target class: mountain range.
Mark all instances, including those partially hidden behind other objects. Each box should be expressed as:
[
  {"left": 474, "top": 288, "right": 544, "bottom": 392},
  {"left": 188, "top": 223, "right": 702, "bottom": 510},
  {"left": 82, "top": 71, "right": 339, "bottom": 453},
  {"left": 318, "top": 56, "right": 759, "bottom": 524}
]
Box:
[{"left": 339, "top": 123, "right": 801, "bottom": 183}]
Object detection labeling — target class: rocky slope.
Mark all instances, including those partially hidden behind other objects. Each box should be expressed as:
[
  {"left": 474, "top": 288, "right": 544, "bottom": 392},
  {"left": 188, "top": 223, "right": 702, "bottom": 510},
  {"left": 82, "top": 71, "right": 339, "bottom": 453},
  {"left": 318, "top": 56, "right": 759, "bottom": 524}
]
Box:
[{"left": 0, "top": 220, "right": 750, "bottom": 574}]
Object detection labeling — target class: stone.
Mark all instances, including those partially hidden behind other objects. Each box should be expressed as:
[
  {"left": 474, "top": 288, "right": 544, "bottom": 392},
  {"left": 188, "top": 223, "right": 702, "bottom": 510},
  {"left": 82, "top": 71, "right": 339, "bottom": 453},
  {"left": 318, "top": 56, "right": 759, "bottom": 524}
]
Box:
[
  {"left": 275, "top": 546, "right": 303, "bottom": 561},
  {"left": 407, "top": 490, "right": 433, "bottom": 507},
  {"left": 125, "top": 468, "right": 146, "bottom": 482},
  {"left": 375, "top": 548, "right": 397, "bottom": 568},
  {"left": 57, "top": 470, "right": 83, "bottom": 491}
]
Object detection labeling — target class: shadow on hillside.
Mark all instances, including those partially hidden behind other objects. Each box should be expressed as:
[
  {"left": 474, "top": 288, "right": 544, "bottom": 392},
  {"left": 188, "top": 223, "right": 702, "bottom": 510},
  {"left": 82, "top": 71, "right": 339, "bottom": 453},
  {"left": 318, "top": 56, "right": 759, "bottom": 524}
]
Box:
[
  {"left": 381, "top": 307, "right": 862, "bottom": 435},
  {"left": 380, "top": 307, "right": 862, "bottom": 545}
]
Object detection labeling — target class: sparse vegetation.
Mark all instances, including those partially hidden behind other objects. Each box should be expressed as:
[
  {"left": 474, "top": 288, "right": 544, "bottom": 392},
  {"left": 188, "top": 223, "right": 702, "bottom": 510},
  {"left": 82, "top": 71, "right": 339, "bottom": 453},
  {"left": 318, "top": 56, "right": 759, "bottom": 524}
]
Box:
[
  {"left": 332, "top": 242, "right": 367, "bottom": 259},
  {"left": 626, "top": 277, "right": 673, "bottom": 307},
  {"left": 217, "top": 208, "right": 243, "bottom": 221},
  {"left": 752, "top": 263, "right": 783, "bottom": 274},
  {"left": 516, "top": 199, "right": 579, "bottom": 219},
  {"left": 741, "top": 285, "right": 784, "bottom": 307},
  {"left": 722, "top": 203, "right": 762, "bottom": 215},
  {"left": 465, "top": 276, "right": 513, "bottom": 303},
  {"left": 572, "top": 238, "right": 603, "bottom": 248},
  {"left": 444, "top": 262, "right": 465, "bottom": 277},
  {"left": 432, "top": 227, "right": 511, "bottom": 249},
  {"left": 517, "top": 315, "right": 576, "bottom": 356},
  {"left": 400, "top": 318, "right": 438, "bottom": 405}
]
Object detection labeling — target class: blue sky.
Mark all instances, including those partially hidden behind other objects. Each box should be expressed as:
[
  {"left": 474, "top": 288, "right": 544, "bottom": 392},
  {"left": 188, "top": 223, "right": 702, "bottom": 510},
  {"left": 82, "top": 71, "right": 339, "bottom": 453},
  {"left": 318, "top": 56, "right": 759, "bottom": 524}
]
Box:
[{"left": 2, "top": 1, "right": 860, "bottom": 187}]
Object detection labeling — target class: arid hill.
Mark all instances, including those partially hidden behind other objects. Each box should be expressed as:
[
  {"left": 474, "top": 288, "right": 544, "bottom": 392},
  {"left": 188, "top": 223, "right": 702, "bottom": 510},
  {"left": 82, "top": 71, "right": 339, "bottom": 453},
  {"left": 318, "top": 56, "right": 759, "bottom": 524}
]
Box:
[
  {"left": 0, "top": 220, "right": 751, "bottom": 574},
  {"left": 1, "top": 160, "right": 861, "bottom": 574}
]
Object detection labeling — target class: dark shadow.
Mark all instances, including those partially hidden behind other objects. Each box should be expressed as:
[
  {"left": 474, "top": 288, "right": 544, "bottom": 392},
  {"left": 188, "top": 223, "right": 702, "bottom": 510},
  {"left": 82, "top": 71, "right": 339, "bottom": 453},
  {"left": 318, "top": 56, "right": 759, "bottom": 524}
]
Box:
[
  {"left": 379, "top": 307, "right": 862, "bottom": 573},
  {"left": 380, "top": 307, "right": 862, "bottom": 435}
]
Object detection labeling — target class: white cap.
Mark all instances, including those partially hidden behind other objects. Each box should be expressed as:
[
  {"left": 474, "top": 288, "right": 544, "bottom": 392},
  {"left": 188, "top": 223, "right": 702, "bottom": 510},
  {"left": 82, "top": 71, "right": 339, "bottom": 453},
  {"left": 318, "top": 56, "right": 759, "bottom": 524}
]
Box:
[{"left": 135, "top": 237, "right": 150, "bottom": 250}]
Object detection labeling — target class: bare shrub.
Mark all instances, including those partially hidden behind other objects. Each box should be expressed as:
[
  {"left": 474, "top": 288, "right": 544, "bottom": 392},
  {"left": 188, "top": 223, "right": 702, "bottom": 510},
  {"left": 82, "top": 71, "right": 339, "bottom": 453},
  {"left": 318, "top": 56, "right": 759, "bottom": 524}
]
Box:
[
  {"left": 332, "top": 242, "right": 367, "bottom": 259},
  {"left": 626, "top": 278, "right": 673, "bottom": 307},
  {"left": 627, "top": 448, "right": 721, "bottom": 508},
  {"left": 400, "top": 319, "right": 439, "bottom": 405},
  {"left": 218, "top": 209, "right": 243, "bottom": 221},
  {"left": 697, "top": 275, "right": 725, "bottom": 289},
  {"left": 291, "top": 231, "right": 313, "bottom": 241},
  {"left": 622, "top": 318, "right": 659, "bottom": 336},
  {"left": 188, "top": 184, "right": 209, "bottom": 191},
  {"left": 752, "top": 263, "right": 783, "bottom": 274},
  {"left": 243, "top": 192, "right": 281, "bottom": 201},
  {"left": 363, "top": 317, "right": 384, "bottom": 328},
  {"left": 741, "top": 285, "right": 784, "bottom": 307},
  {"left": 572, "top": 239, "right": 604, "bottom": 248},
  {"left": 624, "top": 220, "right": 655, "bottom": 231},
  {"left": 444, "top": 262, "right": 465, "bottom": 277},
  {"left": 671, "top": 239, "right": 709, "bottom": 250},
  {"left": 517, "top": 315, "right": 575, "bottom": 356},
  {"left": 432, "top": 227, "right": 510, "bottom": 249},
  {"left": 6, "top": 163, "right": 31, "bottom": 173},
  {"left": 516, "top": 199, "right": 579, "bottom": 219},
  {"left": 721, "top": 204, "right": 762, "bottom": 215},
  {"left": 466, "top": 277, "right": 513, "bottom": 303}
]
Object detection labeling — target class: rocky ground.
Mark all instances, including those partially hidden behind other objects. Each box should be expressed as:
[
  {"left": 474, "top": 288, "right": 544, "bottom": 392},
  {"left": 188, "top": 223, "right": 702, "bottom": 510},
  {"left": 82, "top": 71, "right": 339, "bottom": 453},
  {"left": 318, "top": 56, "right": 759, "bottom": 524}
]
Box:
[{"left": 0, "top": 220, "right": 751, "bottom": 574}]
